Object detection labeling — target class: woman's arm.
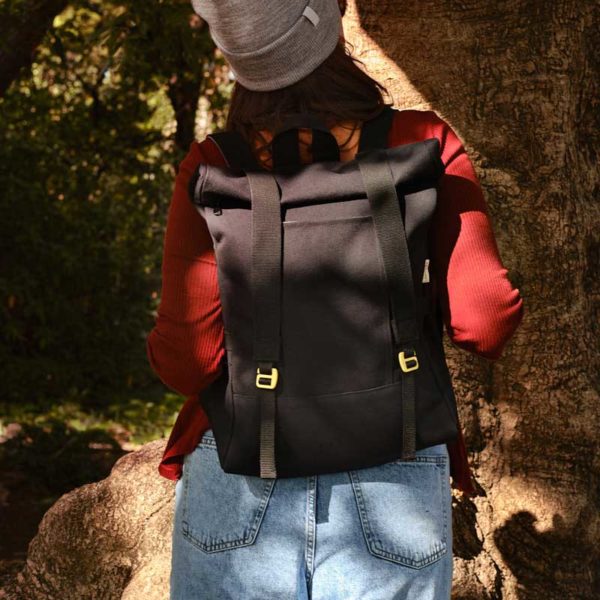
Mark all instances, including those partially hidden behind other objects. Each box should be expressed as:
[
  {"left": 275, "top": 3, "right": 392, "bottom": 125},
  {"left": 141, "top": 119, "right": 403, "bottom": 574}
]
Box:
[
  {"left": 146, "top": 141, "right": 226, "bottom": 396},
  {"left": 424, "top": 112, "right": 524, "bottom": 359}
]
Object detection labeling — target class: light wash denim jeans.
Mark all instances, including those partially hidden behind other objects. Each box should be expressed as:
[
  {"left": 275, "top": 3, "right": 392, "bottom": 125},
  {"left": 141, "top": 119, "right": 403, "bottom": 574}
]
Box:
[{"left": 170, "top": 428, "right": 452, "bottom": 600}]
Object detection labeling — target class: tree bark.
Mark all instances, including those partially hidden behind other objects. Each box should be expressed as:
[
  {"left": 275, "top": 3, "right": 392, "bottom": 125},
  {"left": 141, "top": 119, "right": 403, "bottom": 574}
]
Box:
[
  {"left": 0, "top": 0, "right": 69, "bottom": 96},
  {"left": 346, "top": 0, "right": 599, "bottom": 598},
  {"left": 0, "top": 441, "right": 174, "bottom": 600},
  {"left": 167, "top": 69, "right": 203, "bottom": 154}
]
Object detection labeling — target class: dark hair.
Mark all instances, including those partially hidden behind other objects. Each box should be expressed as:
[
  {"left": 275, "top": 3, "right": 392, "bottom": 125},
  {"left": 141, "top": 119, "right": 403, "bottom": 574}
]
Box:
[{"left": 225, "top": 38, "right": 391, "bottom": 169}]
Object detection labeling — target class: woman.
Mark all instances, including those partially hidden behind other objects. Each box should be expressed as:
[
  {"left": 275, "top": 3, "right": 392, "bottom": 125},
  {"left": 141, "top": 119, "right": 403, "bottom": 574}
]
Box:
[{"left": 147, "top": 1, "right": 524, "bottom": 598}]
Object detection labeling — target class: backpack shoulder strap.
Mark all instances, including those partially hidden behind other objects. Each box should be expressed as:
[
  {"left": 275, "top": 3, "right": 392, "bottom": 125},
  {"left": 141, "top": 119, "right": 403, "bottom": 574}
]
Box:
[
  {"left": 357, "top": 105, "right": 396, "bottom": 153},
  {"left": 206, "top": 107, "right": 395, "bottom": 170},
  {"left": 207, "top": 131, "right": 262, "bottom": 171}
]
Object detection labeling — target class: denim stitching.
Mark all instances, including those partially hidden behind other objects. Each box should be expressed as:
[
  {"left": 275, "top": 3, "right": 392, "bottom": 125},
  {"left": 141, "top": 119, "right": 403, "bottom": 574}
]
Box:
[
  {"left": 197, "top": 434, "right": 217, "bottom": 449},
  {"left": 183, "top": 476, "right": 276, "bottom": 553},
  {"left": 440, "top": 460, "right": 449, "bottom": 547},
  {"left": 389, "top": 455, "right": 446, "bottom": 465},
  {"left": 349, "top": 457, "right": 448, "bottom": 569},
  {"left": 181, "top": 445, "right": 276, "bottom": 553},
  {"left": 180, "top": 454, "right": 192, "bottom": 533},
  {"left": 304, "top": 475, "right": 317, "bottom": 585}
]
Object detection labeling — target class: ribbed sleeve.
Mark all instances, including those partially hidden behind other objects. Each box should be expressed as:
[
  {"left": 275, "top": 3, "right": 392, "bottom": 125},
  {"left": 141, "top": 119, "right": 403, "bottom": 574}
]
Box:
[
  {"left": 145, "top": 141, "right": 225, "bottom": 396},
  {"left": 389, "top": 110, "right": 524, "bottom": 359}
]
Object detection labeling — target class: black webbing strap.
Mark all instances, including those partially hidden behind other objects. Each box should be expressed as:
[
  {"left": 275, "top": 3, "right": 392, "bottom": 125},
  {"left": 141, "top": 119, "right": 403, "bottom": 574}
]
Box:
[
  {"left": 357, "top": 151, "right": 418, "bottom": 460},
  {"left": 272, "top": 113, "right": 340, "bottom": 169},
  {"left": 208, "top": 131, "right": 262, "bottom": 171},
  {"left": 359, "top": 104, "right": 433, "bottom": 324},
  {"left": 246, "top": 171, "right": 282, "bottom": 478},
  {"left": 312, "top": 129, "right": 341, "bottom": 162},
  {"left": 272, "top": 128, "right": 301, "bottom": 170},
  {"left": 358, "top": 105, "right": 396, "bottom": 154}
]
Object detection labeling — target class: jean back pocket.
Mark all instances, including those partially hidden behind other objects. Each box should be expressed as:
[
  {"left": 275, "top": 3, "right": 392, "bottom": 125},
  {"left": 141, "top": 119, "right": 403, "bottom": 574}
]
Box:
[
  {"left": 180, "top": 429, "right": 276, "bottom": 553},
  {"left": 349, "top": 446, "right": 450, "bottom": 569}
]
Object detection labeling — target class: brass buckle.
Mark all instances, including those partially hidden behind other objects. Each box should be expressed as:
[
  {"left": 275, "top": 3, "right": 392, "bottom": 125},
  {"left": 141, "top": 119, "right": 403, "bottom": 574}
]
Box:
[
  {"left": 256, "top": 366, "right": 279, "bottom": 389},
  {"left": 398, "top": 349, "right": 419, "bottom": 373}
]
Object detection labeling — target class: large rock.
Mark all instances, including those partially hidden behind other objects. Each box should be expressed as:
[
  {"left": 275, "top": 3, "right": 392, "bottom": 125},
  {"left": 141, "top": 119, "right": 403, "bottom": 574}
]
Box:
[{"left": 0, "top": 440, "right": 174, "bottom": 600}]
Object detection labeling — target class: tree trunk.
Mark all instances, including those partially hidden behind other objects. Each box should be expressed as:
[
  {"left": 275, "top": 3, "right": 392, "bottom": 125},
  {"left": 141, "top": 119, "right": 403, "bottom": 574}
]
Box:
[
  {"left": 0, "top": 0, "right": 68, "bottom": 96},
  {"left": 346, "top": 0, "right": 599, "bottom": 598},
  {"left": 167, "top": 69, "right": 203, "bottom": 154}
]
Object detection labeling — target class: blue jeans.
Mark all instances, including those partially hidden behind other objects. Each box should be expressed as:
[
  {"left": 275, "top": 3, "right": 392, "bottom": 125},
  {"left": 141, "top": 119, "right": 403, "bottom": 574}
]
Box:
[{"left": 171, "top": 428, "right": 453, "bottom": 599}]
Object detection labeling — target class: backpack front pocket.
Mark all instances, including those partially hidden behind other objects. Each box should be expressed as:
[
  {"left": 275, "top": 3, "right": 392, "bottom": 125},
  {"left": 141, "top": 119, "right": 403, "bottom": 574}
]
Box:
[
  {"left": 281, "top": 214, "right": 394, "bottom": 396},
  {"left": 180, "top": 431, "right": 276, "bottom": 553},
  {"left": 349, "top": 451, "right": 450, "bottom": 569}
]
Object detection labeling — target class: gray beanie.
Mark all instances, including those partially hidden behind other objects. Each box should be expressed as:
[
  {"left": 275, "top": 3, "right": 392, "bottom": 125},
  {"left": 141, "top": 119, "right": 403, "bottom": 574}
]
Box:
[{"left": 191, "top": 0, "right": 342, "bottom": 92}]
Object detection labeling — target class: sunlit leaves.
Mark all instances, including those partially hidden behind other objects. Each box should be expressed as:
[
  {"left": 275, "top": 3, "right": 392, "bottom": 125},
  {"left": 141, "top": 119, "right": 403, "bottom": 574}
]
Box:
[{"left": 0, "top": 0, "right": 229, "bottom": 405}]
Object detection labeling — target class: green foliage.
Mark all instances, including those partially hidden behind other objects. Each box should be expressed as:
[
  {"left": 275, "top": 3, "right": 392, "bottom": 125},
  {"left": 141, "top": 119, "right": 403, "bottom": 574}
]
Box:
[
  {"left": 0, "top": 389, "right": 182, "bottom": 518},
  {"left": 1, "top": 387, "right": 183, "bottom": 448},
  {"left": 0, "top": 0, "right": 230, "bottom": 407}
]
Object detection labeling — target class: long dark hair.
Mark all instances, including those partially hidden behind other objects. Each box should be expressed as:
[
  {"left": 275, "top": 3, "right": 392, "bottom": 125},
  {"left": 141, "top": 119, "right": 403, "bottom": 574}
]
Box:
[{"left": 225, "top": 38, "right": 391, "bottom": 169}]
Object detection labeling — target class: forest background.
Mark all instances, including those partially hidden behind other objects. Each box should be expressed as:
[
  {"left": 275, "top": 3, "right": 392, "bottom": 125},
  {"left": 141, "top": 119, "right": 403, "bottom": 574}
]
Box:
[{"left": 0, "top": 0, "right": 229, "bottom": 575}]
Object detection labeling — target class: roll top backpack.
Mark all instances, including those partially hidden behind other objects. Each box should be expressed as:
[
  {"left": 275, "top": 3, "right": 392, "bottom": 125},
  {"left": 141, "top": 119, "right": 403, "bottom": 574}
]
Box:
[{"left": 188, "top": 106, "right": 460, "bottom": 479}]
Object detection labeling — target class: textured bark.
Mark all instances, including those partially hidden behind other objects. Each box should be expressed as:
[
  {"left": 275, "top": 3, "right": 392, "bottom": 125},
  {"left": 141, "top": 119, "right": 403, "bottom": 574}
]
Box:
[
  {"left": 346, "top": 1, "right": 599, "bottom": 598},
  {"left": 0, "top": 441, "right": 174, "bottom": 600},
  {"left": 0, "top": 0, "right": 68, "bottom": 96},
  {"left": 167, "top": 70, "right": 203, "bottom": 153}
]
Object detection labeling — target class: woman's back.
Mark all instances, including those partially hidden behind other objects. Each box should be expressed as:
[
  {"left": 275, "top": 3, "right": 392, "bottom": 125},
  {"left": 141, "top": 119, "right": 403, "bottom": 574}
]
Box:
[
  {"left": 149, "top": 106, "right": 523, "bottom": 492},
  {"left": 147, "top": 1, "right": 524, "bottom": 597}
]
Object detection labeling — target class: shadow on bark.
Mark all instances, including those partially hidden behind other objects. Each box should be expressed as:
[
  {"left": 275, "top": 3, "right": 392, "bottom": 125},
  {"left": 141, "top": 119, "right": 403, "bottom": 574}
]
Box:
[
  {"left": 353, "top": 0, "right": 600, "bottom": 598},
  {"left": 494, "top": 511, "right": 600, "bottom": 600}
]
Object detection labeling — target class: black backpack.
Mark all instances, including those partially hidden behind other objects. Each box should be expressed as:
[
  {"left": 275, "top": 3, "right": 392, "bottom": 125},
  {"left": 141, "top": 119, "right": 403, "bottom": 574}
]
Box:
[{"left": 188, "top": 106, "right": 459, "bottom": 479}]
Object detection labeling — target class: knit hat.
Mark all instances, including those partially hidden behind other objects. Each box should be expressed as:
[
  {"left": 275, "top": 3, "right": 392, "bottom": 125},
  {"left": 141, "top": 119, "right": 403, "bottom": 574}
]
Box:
[{"left": 191, "top": 0, "right": 342, "bottom": 92}]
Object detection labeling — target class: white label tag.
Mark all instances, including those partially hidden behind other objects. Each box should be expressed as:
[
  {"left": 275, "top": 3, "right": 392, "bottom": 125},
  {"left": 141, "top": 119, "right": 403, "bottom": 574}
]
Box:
[
  {"left": 303, "top": 6, "right": 320, "bottom": 27},
  {"left": 422, "top": 259, "right": 430, "bottom": 283}
]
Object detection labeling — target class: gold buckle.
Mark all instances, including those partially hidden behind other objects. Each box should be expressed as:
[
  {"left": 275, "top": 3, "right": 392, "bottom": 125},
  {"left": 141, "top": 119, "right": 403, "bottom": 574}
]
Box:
[
  {"left": 398, "top": 349, "right": 419, "bottom": 373},
  {"left": 256, "top": 366, "right": 279, "bottom": 389}
]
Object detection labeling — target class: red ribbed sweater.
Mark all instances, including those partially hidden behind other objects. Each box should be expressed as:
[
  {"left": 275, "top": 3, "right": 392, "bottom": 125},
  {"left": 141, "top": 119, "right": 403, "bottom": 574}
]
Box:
[{"left": 147, "top": 109, "right": 524, "bottom": 498}]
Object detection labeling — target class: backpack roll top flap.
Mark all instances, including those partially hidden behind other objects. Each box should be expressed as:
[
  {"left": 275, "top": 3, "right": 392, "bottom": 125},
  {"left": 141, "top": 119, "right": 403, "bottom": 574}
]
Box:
[
  {"left": 189, "top": 113, "right": 459, "bottom": 479},
  {"left": 189, "top": 137, "right": 443, "bottom": 211}
]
